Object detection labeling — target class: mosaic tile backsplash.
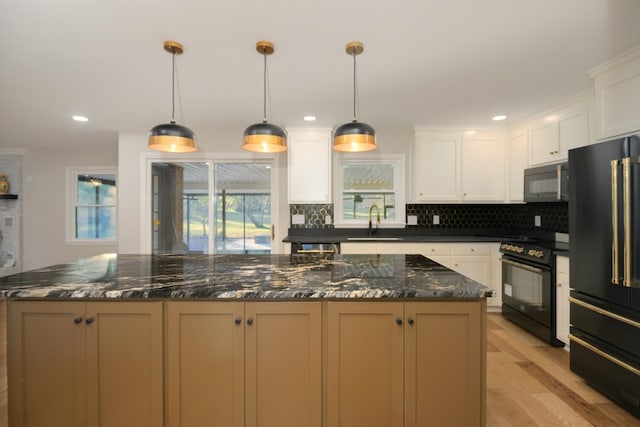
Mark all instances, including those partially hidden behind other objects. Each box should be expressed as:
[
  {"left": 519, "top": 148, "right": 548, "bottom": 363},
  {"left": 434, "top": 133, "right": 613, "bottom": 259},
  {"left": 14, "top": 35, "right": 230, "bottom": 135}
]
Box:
[
  {"left": 406, "top": 203, "right": 568, "bottom": 233},
  {"left": 290, "top": 202, "right": 568, "bottom": 233},
  {"left": 290, "top": 204, "right": 335, "bottom": 229}
]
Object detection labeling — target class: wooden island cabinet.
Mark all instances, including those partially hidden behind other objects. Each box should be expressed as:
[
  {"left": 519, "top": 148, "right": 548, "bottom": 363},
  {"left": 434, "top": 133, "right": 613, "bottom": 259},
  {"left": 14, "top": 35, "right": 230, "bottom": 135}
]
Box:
[
  {"left": 8, "top": 300, "right": 163, "bottom": 427},
  {"left": 1, "top": 253, "right": 491, "bottom": 427}
]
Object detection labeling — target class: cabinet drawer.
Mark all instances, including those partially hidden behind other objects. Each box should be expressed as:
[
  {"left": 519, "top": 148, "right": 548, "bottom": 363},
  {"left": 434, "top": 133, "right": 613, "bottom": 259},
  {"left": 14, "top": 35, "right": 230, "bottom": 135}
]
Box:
[
  {"left": 420, "top": 244, "right": 452, "bottom": 256},
  {"left": 556, "top": 255, "right": 569, "bottom": 274},
  {"left": 451, "top": 243, "right": 490, "bottom": 256}
]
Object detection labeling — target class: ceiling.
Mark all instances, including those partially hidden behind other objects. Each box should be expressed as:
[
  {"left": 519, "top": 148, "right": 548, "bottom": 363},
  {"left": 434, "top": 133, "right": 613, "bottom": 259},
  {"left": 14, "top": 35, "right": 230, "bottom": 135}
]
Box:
[{"left": 2, "top": 0, "right": 640, "bottom": 150}]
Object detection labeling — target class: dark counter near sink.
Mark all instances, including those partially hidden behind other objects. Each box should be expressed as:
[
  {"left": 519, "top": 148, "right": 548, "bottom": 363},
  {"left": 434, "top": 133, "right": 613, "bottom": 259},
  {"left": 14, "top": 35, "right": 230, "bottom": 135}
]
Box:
[{"left": 283, "top": 227, "right": 561, "bottom": 244}]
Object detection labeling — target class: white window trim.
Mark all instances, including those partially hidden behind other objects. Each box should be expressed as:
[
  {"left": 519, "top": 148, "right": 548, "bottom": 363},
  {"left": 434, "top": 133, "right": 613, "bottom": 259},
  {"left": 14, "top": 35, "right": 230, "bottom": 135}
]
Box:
[
  {"left": 333, "top": 154, "right": 406, "bottom": 228},
  {"left": 66, "top": 166, "right": 118, "bottom": 244}
]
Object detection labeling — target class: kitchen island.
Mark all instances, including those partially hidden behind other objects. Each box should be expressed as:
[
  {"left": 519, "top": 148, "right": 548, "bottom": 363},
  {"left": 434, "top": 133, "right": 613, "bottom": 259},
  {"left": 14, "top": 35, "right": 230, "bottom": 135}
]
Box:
[{"left": 1, "top": 253, "right": 492, "bottom": 427}]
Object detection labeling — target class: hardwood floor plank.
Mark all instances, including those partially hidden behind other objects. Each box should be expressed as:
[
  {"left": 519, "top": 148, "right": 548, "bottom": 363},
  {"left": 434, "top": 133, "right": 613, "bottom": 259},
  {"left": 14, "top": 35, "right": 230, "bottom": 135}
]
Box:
[{"left": 487, "top": 313, "right": 640, "bottom": 427}]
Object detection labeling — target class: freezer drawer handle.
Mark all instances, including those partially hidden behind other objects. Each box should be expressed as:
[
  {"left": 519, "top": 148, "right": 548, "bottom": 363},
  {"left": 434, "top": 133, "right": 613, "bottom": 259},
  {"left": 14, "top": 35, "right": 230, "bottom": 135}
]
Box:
[
  {"left": 569, "top": 296, "right": 640, "bottom": 329},
  {"left": 569, "top": 334, "right": 640, "bottom": 377}
]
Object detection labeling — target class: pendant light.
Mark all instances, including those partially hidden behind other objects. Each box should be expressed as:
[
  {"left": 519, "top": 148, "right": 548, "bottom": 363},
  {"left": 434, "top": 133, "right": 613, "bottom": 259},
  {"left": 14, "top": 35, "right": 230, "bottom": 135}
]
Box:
[
  {"left": 242, "top": 41, "right": 287, "bottom": 153},
  {"left": 333, "top": 41, "right": 376, "bottom": 152},
  {"left": 148, "top": 41, "right": 197, "bottom": 153}
]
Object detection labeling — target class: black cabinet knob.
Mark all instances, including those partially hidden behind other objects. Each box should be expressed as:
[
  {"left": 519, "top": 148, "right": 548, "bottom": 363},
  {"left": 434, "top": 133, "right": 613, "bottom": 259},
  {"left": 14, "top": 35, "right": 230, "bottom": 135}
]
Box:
[
  {"left": 85, "top": 317, "right": 94, "bottom": 325},
  {"left": 74, "top": 317, "right": 83, "bottom": 324},
  {"left": 408, "top": 317, "right": 415, "bottom": 325},
  {"left": 247, "top": 318, "right": 254, "bottom": 326},
  {"left": 235, "top": 317, "right": 242, "bottom": 325},
  {"left": 396, "top": 318, "right": 403, "bottom": 325}
]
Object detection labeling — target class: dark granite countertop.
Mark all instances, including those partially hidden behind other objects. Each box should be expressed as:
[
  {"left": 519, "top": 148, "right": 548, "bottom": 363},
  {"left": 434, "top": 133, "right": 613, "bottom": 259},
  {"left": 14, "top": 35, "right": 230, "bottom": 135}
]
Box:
[
  {"left": 283, "top": 228, "right": 562, "bottom": 244},
  {"left": 0, "top": 253, "right": 493, "bottom": 300}
]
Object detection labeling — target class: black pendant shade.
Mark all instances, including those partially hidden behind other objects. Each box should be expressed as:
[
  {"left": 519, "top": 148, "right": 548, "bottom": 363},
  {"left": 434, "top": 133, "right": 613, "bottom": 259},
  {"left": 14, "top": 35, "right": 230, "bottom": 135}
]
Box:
[
  {"left": 148, "top": 41, "right": 197, "bottom": 153},
  {"left": 242, "top": 41, "right": 287, "bottom": 153},
  {"left": 242, "top": 120, "right": 287, "bottom": 153},
  {"left": 333, "top": 41, "right": 377, "bottom": 152},
  {"left": 333, "top": 119, "right": 376, "bottom": 152},
  {"left": 148, "top": 121, "right": 197, "bottom": 153}
]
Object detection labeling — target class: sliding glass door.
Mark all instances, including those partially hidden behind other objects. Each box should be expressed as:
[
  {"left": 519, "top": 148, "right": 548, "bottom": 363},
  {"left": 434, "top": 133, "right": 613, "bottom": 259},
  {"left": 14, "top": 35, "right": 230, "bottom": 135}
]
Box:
[{"left": 151, "top": 161, "right": 272, "bottom": 254}]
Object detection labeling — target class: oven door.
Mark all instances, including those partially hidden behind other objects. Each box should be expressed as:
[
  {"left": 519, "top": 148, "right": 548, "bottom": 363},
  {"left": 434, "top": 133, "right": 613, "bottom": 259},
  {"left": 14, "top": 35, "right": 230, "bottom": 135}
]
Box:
[{"left": 501, "top": 256, "right": 552, "bottom": 326}]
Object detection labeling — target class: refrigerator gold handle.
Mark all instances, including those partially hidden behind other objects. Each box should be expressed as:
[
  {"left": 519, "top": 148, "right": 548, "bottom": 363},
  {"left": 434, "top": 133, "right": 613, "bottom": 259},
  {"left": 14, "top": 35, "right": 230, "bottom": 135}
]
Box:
[
  {"left": 569, "top": 334, "right": 640, "bottom": 377},
  {"left": 623, "top": 157, "right": 632, "bottom": 287},
  {"left": 611, "top": 159, "right": 620, "bottom": 285}
]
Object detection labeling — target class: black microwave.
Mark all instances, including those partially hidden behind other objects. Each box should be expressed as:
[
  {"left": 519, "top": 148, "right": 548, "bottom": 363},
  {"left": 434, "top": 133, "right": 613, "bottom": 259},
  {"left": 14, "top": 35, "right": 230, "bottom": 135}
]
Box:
[{"left": 523, "top": 163, "right": 568, "bottom": 202}]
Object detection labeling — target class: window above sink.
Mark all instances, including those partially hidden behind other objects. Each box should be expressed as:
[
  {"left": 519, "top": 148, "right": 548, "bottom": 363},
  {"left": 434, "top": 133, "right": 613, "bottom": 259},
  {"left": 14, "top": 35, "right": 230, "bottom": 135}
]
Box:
[{"left": 334, "top": 155, "right": 405, "bottom": 228}]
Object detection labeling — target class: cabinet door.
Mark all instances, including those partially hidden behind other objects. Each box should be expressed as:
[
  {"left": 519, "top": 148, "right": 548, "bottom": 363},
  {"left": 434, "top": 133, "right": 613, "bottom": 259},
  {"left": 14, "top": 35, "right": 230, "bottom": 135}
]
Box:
[
  {"left": 558, "top": 111, "right": 589, "bottom": 157},
  {"left": 8, "top": 301, "right": 86, "bottom": 427},
  {"left": 508, "top": 129, "right": 528, "bottom": 202},
  {"left": 460, "top": 135, "right": 505, "bottom": 201},
  {"left": 414, "top": 135, "right": 458, "bottom": 201},
  {"left": 287, "top": 128, "right": 332, "bottom": 203},
  {"left": 245, "top": 302, "right": 321, "bottom": 427},
  {"left": 555, "top": 256, "right": 570, "bottom": 345},
  {"left": 405, "top": 301, "right": 483, "bottom": 427},
  {"left": 327, "top": 302, "right": 404, "bottom": 427},
  {"left": 166, "top": 301, "right": 245, "bottom": 427},
  {"left": 529, "top": 121, "right": 559, "bottom": 165},
  {"left": 340, "top": 242, "right": 379, "bottom": 254},
  {"left": 85, "top": 301, "right": 163, "bottom": 427}
]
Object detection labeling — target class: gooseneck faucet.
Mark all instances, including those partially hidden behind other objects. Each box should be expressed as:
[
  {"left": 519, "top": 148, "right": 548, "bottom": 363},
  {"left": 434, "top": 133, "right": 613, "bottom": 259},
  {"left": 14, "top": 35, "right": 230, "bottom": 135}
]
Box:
[{"left": 368, "top": 205, "right": 380, "bottom": 236}]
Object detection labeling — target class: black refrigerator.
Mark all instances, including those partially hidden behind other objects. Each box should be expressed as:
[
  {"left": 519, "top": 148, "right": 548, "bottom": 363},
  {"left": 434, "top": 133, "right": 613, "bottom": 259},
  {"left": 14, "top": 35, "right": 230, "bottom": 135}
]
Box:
[{"left": 568, "top": 135, "right": 640, "bottom": 419}]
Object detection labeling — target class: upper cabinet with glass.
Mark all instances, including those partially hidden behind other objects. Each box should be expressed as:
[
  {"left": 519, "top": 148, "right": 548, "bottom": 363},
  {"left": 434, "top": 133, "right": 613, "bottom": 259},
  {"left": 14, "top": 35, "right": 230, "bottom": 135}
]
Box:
[{"left": 287, "top": 128, "right": 332, "bottom": 204}]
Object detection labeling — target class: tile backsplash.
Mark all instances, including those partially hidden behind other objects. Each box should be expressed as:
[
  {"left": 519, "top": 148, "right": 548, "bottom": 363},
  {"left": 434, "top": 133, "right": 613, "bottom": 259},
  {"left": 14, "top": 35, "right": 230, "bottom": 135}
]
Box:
[
  {"left": 290, "top": 202, "right": 568, "bottom": 233},
  {"left": 406, "top": 202, "right": 568, "bottom": 233}
]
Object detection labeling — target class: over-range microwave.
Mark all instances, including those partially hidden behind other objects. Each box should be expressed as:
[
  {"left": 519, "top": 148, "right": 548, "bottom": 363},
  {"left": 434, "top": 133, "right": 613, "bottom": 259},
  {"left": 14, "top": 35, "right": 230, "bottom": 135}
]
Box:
[{"left": 523, "top": 162, "right": 569, "bottom": 202}]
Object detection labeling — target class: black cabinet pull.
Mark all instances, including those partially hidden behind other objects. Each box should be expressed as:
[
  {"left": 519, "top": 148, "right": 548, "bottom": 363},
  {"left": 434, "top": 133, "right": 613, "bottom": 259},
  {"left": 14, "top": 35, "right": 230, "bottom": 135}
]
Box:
[
  {"left": 396, "top": 318, "right": 403, "bottom": 325},
  {"left": 408, "top": 317, "right": 415, "bottom": 325},
  {"left": 235, "top": 317, "right": 242, "bottom": 325},
  {"left": 85, "top": 317, "right": 94, "bottom": 325},
  {"left": 247, "top": 318, "right": 254, "bottom": 326},
  {"left": 74, "top": 317, "right": 83, "bottom": 324}
]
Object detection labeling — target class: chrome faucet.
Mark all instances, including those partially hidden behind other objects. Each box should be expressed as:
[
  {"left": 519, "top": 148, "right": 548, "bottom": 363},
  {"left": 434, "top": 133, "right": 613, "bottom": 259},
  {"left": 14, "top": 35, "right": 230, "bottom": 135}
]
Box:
[{"left": 368, "top": 205, "right": 380, "bottom": 236}]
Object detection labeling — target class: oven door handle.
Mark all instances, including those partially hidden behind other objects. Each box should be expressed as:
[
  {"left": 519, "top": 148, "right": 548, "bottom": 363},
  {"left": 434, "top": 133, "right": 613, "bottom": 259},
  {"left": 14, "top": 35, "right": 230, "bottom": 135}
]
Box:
[{"left": 500, "top": 257, "right": 544, "bottom": 274}]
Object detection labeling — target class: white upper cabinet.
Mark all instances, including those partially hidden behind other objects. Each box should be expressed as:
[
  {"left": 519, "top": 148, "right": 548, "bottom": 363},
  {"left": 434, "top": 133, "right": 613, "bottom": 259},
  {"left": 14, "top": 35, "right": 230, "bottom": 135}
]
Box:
[
  {"left": 589, "top": 45, "right": 640, "bottom": 140},
  {"left": 287, "top": 128, "right": 332, "bottom": 204},
  {"left": 414, "top": 132, "right": 459, "bottom": 201},
  {"left": 507, "top": 128, "right": 527, "bottom": 202},
  {"left": 413, "top": 129, "right": 505, "bottom": 203},
  {"left": 527, "top": 96, "right": 592, "bottom": 166}
]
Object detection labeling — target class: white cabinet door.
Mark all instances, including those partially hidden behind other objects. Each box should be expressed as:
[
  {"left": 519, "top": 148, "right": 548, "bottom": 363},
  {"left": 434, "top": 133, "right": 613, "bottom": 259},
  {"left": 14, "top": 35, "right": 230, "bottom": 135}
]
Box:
[
  {"left": 414, "top": 134, "right": 458, "bottom": 202},
  {"left": 527, "top": 97, "right": 592, "bottom": 166},
  {"left": 508, "top": 129, "right": 527, "bottom": 202},
  {"left": 460, "top": 134, "right": 505, "bottom": 201},
  {"left": 287, "top": 128, "right": 332, "bottom": 204},
  {"left": 590, "top": 46, "right": 640, "bottom": 140},
  {"left": 555, "top": 256, "right": 570, "bottom": 346},
  {"left": 529, "top": 121, "right": 559, "bottom": 165},
  {"left": 413, "top": 129, "right": 505, "bottom": 202}
]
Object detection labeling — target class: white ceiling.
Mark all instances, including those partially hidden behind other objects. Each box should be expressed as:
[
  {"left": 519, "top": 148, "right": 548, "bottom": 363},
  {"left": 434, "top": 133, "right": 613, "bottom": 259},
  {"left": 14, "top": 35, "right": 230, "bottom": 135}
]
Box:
[{"left": 2, "top": 0, "right": 640, "bottom": 149}]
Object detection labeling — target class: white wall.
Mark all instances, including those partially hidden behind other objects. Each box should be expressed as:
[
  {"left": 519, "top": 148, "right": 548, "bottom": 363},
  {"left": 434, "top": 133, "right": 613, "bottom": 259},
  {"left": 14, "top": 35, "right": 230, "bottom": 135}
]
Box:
[{"left": 22, "top": 144, "right": 118, "bottom": 270}]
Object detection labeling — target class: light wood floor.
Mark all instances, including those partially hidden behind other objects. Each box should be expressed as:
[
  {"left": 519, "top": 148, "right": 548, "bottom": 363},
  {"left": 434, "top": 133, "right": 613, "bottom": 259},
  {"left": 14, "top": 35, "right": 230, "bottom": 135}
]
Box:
[
  {"left": 0, "top": 305, "right": 637, "bottom": 426},
  {"left": 487, "top": 313, "right": 640, "bottom": 426}
]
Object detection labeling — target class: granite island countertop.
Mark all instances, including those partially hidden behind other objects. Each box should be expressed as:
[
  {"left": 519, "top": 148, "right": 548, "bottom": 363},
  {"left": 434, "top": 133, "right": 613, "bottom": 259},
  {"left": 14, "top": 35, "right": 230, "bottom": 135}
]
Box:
[{"left": 0, "top": 253, "right": 493, "bottom": 300}]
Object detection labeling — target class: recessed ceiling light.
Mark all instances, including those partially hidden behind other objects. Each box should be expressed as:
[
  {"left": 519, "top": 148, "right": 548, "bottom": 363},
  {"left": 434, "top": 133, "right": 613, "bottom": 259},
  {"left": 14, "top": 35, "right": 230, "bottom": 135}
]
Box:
[
  {"left": 492, "top": 115, "right": 507, "bottom": 121},
  {"left": 72, "top": 115, "right": 89, "bottom": 122},
  {"left": 303, "top": 115, "right": 316, "bottom": 122}
]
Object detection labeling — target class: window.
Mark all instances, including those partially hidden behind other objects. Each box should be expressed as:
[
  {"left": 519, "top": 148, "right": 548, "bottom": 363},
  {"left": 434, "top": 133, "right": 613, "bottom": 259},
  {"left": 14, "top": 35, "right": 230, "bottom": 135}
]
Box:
[
  {"left": 335, "top": 156, "right": 405, "bottom": 227},
  {"left": 67, "top": 167, "right": 117, "bottom": 242}
]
